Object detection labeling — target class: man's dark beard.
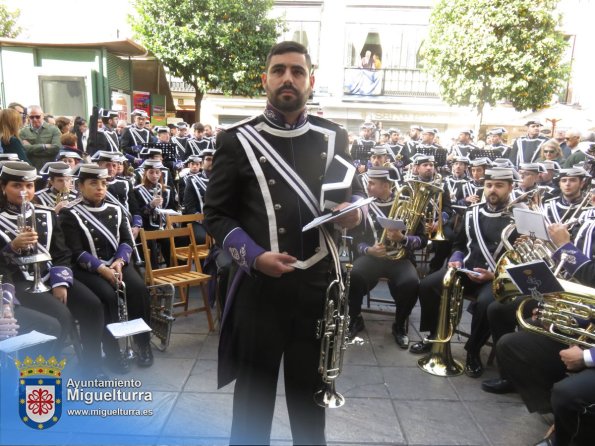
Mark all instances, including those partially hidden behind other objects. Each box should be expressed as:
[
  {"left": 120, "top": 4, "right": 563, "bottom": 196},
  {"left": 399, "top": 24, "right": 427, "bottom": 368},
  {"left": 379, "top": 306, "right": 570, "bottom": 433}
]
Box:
[{"left": 269, "top": 84, "right": 308, "bottom": 113}]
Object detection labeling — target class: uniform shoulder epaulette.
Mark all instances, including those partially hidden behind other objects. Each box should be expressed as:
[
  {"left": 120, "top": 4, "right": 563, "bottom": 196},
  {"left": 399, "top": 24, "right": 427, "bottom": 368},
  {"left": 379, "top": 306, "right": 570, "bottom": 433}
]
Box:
[
  {"left": 34, "top": 204, "right": 54, "bottom": 211},
  {"left": 63, "top": 198, "right": 83, "bottom": 209},
  {"left": 224, "top": 115, "right": 259, "bottom": 131}
]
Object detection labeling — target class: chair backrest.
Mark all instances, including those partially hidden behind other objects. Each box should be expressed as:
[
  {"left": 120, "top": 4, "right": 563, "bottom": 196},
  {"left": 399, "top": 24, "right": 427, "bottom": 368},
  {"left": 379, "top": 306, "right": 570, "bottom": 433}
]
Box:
[
  {"left": 165, "top": 213, "right": 205, "bottom": 228},
  {"left": 139, "top": 225, "right": 197, "bottom": 284}
]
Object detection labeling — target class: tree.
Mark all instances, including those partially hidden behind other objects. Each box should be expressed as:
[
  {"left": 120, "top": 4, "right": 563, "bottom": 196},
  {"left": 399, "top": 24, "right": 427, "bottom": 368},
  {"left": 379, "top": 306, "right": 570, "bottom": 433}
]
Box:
[
  {"left": 130, "top": 0, "right": 283, "bottom": 122},
  {"left": 0, "top": 3, "right": 21, "bottom": 38},
  {"left": 421, "top": 0, "right": 569, "bottom": 130}
]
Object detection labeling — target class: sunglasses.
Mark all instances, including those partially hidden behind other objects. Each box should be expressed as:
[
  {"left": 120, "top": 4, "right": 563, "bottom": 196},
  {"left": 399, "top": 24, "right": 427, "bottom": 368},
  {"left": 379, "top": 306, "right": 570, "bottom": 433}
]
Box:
[
  {"left": 543, "top": 150, "right": 556, "bottom": 154},
  {"left": 29, "top": 115, "right": 42, "bottom": 119}
]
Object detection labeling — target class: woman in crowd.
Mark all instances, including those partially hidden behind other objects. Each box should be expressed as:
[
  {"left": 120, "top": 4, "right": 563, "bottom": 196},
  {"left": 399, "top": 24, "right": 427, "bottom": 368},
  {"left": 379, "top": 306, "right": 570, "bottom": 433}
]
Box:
[
  {"left": 534, "top": 139, "right": 565, "bottom": 164},
  {"left": 0, "top": 161, "right": 104, "bottom": 377},
  {"left": 0, "top": 108, "right": 30, "bottom": 162},
  {"left": 59, "top": 164, "right": 153, "bottom": 372}
]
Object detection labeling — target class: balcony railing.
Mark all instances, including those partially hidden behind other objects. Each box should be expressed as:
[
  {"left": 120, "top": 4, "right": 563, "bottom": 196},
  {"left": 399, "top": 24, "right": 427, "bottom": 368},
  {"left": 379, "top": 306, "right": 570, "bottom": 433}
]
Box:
[{"left": 343, "top": 67, "right": 439, "bottom": 98}]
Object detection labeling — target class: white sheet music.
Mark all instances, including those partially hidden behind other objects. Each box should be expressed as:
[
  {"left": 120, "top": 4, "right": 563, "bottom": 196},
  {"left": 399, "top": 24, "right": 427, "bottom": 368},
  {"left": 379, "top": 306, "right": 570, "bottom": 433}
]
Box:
[
  {"left": 513, "top": 208, "right": 549, "bottom": 240},
  {"left": 0, "top": 330, "right": 57, "bottom": 353},
  {"left": 107, "top": 318, "right": 152, "bottom": 338}
]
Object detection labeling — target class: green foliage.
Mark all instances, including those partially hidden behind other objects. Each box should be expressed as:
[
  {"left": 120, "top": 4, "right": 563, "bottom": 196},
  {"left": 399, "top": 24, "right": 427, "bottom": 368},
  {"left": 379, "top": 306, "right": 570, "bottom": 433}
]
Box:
[
  {"left": 422, "top": 0, "right": 569, "bottom": 116},
  {"left": 130, "top": 0, "right": 283, "bottom": 119},
  {"left": 0, "top": 3, "right": 22, "bottom": 38}
]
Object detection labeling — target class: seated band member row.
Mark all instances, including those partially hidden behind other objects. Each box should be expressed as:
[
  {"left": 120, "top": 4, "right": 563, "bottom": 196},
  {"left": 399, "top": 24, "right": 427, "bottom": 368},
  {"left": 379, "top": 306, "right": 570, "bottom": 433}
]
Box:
[
  {"left": 59, "top": 164, "right": 153, "bottom": 373},
  {"left": 0, "top": 161, "right": 104, "bottom": 378}
]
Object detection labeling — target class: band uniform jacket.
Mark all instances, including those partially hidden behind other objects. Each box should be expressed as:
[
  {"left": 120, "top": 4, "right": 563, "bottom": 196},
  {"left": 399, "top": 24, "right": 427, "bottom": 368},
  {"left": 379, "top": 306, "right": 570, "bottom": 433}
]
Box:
[
  {"left": 106, "top": 178, "right": 143, "bottom": 228},
  {"left": 204, "top": 113, "right": 364, "bottom": 387},
  {"left": 185, "top": 138, "right": 213, "bottom": 158},
  {"left": 183, "top": 172, "right": 209, "bottom": 215},
  {"left": 0, "top": 204, "right": 73, "bottom": 287},
  {"left": 35, "top": 187, "right": 78, "bottom": 207},
  {"left": 134, "top": 183, "right": 176, "bottom": 229},
  {"left": 509, "top": 134, "right": 548, "bottom": 165},
  {"left": 87, "top": 127, "right": 120, "bottom": 155},
  {"left": 449, "top": 202, "right": 516, "bottom": 271},
  {"left": 59, "top": 199, "right": 133, "bottom": 271}
]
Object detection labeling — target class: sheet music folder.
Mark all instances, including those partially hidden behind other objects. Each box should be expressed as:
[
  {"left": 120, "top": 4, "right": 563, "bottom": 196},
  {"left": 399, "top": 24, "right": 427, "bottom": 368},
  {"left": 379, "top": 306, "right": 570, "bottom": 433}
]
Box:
[
  {"left": 302, "top": 197, "right": 374, "bottom": 232},
  {"left": 505, "top": 260, "right": 564, "bottom": 296}
]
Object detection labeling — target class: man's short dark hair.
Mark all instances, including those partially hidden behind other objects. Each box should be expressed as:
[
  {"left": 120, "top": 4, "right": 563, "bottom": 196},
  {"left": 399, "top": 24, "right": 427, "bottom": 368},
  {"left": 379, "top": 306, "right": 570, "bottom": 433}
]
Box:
[
  {"left": 194, "top": 122, "right": 205, "bottom": 132},
  {"left": 265, "top": 41, "right": 311, "bottom": 72}
]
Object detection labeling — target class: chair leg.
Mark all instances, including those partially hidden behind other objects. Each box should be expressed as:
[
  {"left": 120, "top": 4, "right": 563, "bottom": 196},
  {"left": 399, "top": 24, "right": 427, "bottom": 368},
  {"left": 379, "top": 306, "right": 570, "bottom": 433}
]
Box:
[{"left": 201, "top": 283, "right": 214, "bottom": 331}]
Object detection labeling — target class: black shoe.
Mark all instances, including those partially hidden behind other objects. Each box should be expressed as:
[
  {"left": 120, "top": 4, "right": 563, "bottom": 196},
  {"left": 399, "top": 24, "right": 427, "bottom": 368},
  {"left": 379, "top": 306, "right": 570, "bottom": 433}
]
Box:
[
  {"left": 464, "top": 352, "right": 483, "bottom": 378},
  {"left": 409, "top": 339, "right": 432, "bottom": 355},
  {"left": 481, "top": 378, "right": 515, "bottom": 394},
  {"left": 348, "top": 314, "right": 365, "bottom": 339},
  {"left": 106, "top": 353, "right": 130, "bottom": 375},
  {"left": 391, "top": 322, "right": 409, "bottom": 349},
  {"left": 137, "top": 343, "right": 153, "bottom": 367}
]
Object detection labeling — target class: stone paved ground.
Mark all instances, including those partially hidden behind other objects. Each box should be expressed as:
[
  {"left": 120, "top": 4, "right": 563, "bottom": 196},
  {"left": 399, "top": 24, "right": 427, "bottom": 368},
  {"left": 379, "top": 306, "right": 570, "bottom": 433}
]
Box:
[{"left": 125, "top": 282, "right": 551, "bottom": 446}]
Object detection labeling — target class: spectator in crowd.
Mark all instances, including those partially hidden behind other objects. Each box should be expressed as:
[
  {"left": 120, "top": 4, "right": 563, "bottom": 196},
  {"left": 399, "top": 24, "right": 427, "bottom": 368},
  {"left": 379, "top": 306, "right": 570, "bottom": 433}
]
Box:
[
  {"left": 0, "top": 108, "right": 30, "bottom": 162},
  {"left": 19, "top": 105, "right": 62, "bottom": 170},
  {"left": 72, "top": 116, "right": 89, "bottom": 153},
  {"left": 116, "top": 119, "right": 128, "bottom": 138},
  {"left": 60, "top": 132, "right": 83, "bottom": 157},
  {"left": 44, "top": 114, "right": 56, "bottom": 126},
  {"left": 55, "top": 116, "right": 72, "bottom": 134},
  {"left": 7, "top": 102, "right": 27, "bottom": 126},
  {"left": 534, "top": 139, "right": 565, "bottom": 164}
]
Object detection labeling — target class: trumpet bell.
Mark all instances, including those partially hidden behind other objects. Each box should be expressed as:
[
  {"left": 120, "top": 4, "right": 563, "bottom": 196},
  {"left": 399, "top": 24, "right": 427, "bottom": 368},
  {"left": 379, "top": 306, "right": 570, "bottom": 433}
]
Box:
[
  {"left": 25, "top": 281, "right": 50, "bottom": 293},
  {"left": 313, "top": 383, "right": 345, "bottom": 408}
]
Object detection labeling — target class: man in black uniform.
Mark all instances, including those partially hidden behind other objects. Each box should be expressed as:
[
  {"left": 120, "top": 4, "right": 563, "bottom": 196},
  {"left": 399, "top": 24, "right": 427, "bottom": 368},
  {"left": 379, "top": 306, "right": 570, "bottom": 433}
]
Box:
[
  {"left": 543, "top": 167, "right": 588, "bottom": 224},
  {"left": 351, "top": 121, "right": 376, "bottom": 173},
  {"left": 185, "top": 122, "right": 214, "bottom": 158},
  {"left": 171, "top": 121, "right": 189, "bottom": 157},
  {"left": 487, "top": 128, "right": 511, "bottom": 158},
  {"left": 497, "top": 222, "right": 595, "bottom": 446},
  {"left": 449, "top": 129, "right": 479, "bottom": 158},
  {"left": 120, "top": 109, "right": 155, "bottom": 167},
  {"left": 347, "top": 166, "right": 426, "bottom": 347},
  {"left": 409, "top": 168, "right": 516, "bottom": 378},
  {"left": 508, "top": 120, "right": 548, "bottom": 166},
  {"left": 204, "top": 41, "right": 364, "bottom": 446},
  {"left": 87, "top": 108, "right": 120, "bottom": 155}
]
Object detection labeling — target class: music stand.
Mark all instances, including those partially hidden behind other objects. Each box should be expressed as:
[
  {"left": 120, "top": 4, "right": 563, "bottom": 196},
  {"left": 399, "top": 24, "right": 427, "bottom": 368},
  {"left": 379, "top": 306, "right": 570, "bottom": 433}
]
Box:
[
  {"left": 469, "top": 148, "right": 502, "bottom": 161},
  {"left": 142, "top": 142, "right": 177, "bottom": 162}
]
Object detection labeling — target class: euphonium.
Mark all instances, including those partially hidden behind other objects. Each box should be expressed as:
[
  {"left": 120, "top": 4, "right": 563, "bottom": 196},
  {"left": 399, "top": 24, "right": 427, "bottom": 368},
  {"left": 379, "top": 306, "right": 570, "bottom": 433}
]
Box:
[
  {"left": 379, "top": 174, "right": 443, "bottom": 260},
  {"left": 314, "top": 263, "right": 352, "bottom": 408},
  {"left": 418, "top": 266, "right": 465, "bottom": 376},
  {"left": 54, "top": 188, "right": 71, "bottom": 205},
  {"left": 16, "top": 191, "right": 50, "bottom": 293}
]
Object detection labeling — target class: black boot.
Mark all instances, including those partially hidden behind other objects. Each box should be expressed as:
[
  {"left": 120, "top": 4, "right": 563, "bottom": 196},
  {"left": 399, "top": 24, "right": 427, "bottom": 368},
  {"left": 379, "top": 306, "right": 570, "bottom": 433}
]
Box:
[
  {"left": 391, "top": 321, "right": 409, "bottom": 349},
  {"left": 464, "top": 351, "right": 483, "bottom": 378}
]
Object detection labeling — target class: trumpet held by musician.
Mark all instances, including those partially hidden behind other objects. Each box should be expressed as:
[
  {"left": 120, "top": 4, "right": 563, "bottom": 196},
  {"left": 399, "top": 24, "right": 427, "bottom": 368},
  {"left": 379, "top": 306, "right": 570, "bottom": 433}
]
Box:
[{"left": 35, "top": 161, "right": 78, "bottom": 213}]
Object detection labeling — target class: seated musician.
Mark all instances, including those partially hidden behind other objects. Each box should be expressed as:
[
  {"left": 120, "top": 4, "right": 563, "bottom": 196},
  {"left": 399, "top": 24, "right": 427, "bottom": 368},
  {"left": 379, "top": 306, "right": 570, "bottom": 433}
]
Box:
[
  {"left": 178, "top": 154, "right": 201, "bottom": 212},
  {"left": 515, "top": 163, "right": 543, "bottom": 197},
  {"left": 497, "top": 222, "right": 595, "bottom": 446},
  {"left": 35, "top": 162, "right": 78, "bottom": 212},
  {"left": 120, "top": 109, "right": 155, "bottom": 167},
  {"left": 59, "top": 164, "right": 154, "bottom": 373},
  {"left": 359, "top": 145, "right": 399, "bottom": 192},
  {"left": 56, "top": 148, "right": 84, "bottom": 170},
  {"left": 347, "top": 166, "right": 427, "bottom": 348},
  {"left": 0, "top": 161, "right": 105, "bottom": 378},
  {"left": 544, "top": 167, "right": 589, "bottom": 224},
  {"left": 486, "top": 128, "right": 511, "bottom": 158},
  {"left": 134, "top": 159, "right": 176, "bottom": 268},
  {"left": 410, "top": 168, "right": 517, "bottom": 378},
  {"left": 182, "top": 153, "right": 211, "bottom": 244},
  {"left": 539, "top": 160, "right": 561, "bottom": 200}
]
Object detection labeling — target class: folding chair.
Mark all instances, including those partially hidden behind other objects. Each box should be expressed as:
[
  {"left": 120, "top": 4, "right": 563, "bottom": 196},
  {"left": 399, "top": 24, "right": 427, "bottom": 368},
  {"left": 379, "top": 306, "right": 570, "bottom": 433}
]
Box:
[
  {"left": 165, "top": 213, "right": 212, "bottom": 267},
  {"left": 139, "top": 225, "right": 214, "bottom": 330}
]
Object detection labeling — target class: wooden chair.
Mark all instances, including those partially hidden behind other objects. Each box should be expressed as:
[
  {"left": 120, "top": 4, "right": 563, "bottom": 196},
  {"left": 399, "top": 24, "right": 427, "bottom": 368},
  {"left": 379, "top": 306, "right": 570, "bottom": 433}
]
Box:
[
  {"left": 139, "top": 225, "right": 214, "bottom": 330},
  {"left": 165, "top": 213, "right": 211, "bottom": 267}
]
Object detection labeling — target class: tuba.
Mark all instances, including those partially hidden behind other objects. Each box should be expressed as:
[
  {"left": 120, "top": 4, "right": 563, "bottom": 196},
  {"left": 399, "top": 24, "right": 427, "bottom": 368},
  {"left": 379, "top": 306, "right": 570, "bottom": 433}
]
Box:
[
  {"left": 314, "top": 263, "right": 352, "bottom": 408},
  {"left": 380, "top": 174, "right": 443, "bottom": 260},
  {"left": 418, "top": 266, "right": 465, "bottom": 376},
  {"left": 16, "top": 191, "right": 50, "bottom": 293}
]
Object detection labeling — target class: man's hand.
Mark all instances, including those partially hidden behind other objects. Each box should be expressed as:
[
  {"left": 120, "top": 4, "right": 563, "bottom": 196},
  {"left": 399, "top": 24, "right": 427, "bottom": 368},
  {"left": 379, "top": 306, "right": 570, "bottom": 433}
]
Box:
[
  {"left": 467, "top": 267, "right": 494, "bottom": 283},
  {"left": 254, "top": 252, "right": 297, "bottom": 278},
  {"left": 98, "top": 264, "right": 118, "bottom": 287},
  {"left": 332, "top": 202, "right": 361, "bottom": 229},
  {"left": 560, "top": 345, "right": 585, "bottom": 372},
  {"left": 548, "top": 223, "right": 571, "bottom": 248},
  {"left": 385, "top": 228, "right": 405, "bottom": 243},
  {"left": 465, "top": 195, "right": 480, "bottom": 204},
  {"left": 12, "top": 230, "right": 38, "bottom": 251},
  {"left": 52, "top": 286, "right": 68, "bottom": 305}
]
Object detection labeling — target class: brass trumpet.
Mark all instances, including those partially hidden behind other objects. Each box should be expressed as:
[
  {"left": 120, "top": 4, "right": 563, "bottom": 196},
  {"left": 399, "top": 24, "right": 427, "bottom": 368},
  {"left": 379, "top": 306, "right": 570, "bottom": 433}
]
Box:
[{"left": 114, "top": 273, "right": 136, "bottom": 361}]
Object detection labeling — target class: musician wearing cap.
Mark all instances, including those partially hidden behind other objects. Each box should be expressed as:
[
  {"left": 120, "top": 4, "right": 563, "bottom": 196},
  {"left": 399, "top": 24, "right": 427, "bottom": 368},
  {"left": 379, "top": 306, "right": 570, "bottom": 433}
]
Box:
[
  {"left": 410, "top": 168, "right": 517, "bottom": 378},
  {"left": 487, "top": 128, "right": 511, "bottom": 158},
  {"left": 134, "top": 158, "right": 175, "bottom": 267},
  {"left": 171, "top": 122, "right": 189, "bottom": 157},
  {"left": 515, "top": 163, "right": 545, "bottom": 200},
  {"left": 351, "top": 121, "right": 376, "bottom": 173},
  {"left": 359, "top": 145, "right": 398, "bottom": 192},
  {"left": 496, "top": 221, "right": 595, "bottom": 446},
  {"left": 411, "top": 128, "right": 448, "bottom": 169},
  {"left": 59, "top": 164, "right": 154, "bottom": 373},
  {"left": 446, "top": 156, "right": 471, "bottom": 204},
  {"left": 185, "top": 122, "right": 214, "bottom": 158},
  {"left": 56, "top": 148, "right": 84, "bottom": 169},
  {"left": 543, "top": 167, "right": 589, "bottom": 224},
  {"left": 204, "top": 41, "right": 364, "bottom": 445},
  {"left": 449, "top": 129, "right": 479, "bottom": 159},
  {"left": 178, "top": 154, "right": 201, "bottom": 212},
  {"left": 35, "top": 162, "right": 78, "bottom": 212},
  {"left": 539, "top": 160, "right": 562, "bottom": 199},
  {"left": 509, "top": 120, "right": 548, "bottom": 166},
  {"left": 120, "top": 109, "right": 156, "bottom": 167},
  {"left": 0, "top": 161, "right": 106, "bottom": 378},
  {"left": 182, "top": 152, "right": 212, "bottom": 244},
  {"left": 461, "top": 158, "right": 491, "bottom": 206},
  {"left": 347, "top": 166, "right": 426, "bottom": 347},
  {"left": 87, "top": 108, "right": 120, "bottom": 155},
  {"left": 387, "top": 127, "right": 408, "bottom": 166}
]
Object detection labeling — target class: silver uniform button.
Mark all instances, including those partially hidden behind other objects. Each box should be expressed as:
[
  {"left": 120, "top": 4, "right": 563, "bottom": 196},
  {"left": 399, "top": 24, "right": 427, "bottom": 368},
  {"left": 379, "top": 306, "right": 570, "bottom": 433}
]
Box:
[
  {"left": 274, "top": 204, "right": 282, "bottom": 210},
  {"left": 268, "top": 179, "right": 276, "bottom": 186},
  {"left": 320, "top": 152, "right": 327, "bottom": 160},
  {"left": 323, "top": 134, "right": 329, "bottom": 142},
  {"left": 259, "top": 156, "right": 267, "bottom": 164},
  {"left": 278, "top": 227, "right": 286, "bottom": 235}
]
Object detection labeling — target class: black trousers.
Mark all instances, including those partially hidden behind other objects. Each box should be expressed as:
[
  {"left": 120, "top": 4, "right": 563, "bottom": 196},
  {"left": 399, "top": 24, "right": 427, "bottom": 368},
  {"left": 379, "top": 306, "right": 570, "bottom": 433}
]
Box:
[
  {"left": 15, "top": 278, "right": 104, "bottom": 372},
  {"left": 74, "top": 264, "right": 151, "bottom": 357},
  {"left": 497, "top": 331, "right": 595, "bottom": 446},
  {"left": 348, "top": 255, "right": 419, "bottom": 326},
  {"left": 229, "top": 263, "right": 330, "bottom": 445}
]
